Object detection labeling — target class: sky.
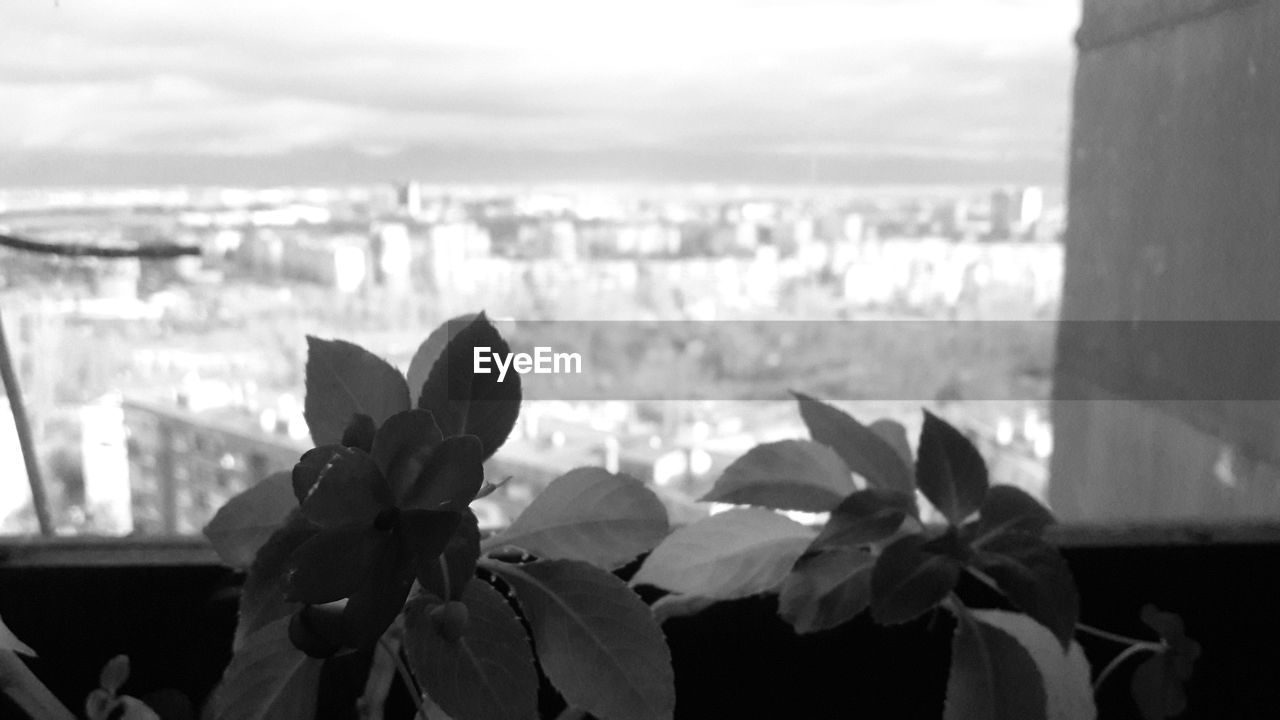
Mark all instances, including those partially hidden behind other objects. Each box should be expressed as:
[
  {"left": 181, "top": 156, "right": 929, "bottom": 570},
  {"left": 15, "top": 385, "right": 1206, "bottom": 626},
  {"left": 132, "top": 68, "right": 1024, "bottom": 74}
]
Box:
[{"left": 0, "top": 0, "right": 1081, "bottom": 187}]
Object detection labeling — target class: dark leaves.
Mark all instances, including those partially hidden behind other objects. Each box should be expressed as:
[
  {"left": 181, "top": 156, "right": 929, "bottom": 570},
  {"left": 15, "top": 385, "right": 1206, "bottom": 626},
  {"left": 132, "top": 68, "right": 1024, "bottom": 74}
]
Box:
[
  {"left": 1131, "top": 605, "right": 1201, "bottom": 720},
  {"left": 418, "top": 313, "right": 521, "bottom": 460},
  {"left": 811, "top": 488, "right": 916, "bottom": 551},
  {"left": 976, "top": 485, "right": 1055, "bottom": 539},
  {"left": 416, "top": 509, "right": 481, "bottom": 602},
  {"left": 401, "top": 435, "right": 486, "bottom": 512},
  {"left": 778, "top": 548, "right": 875, "bottom": 634},
  {"left": 303, "top": 337, "right": 410, "bottom": 447},
  {"left": 973, "top": 533, "right": 1079, "bottom": 648},
  {"left": 870, "top": 534, "right": 961, "bottom": 625},
  {"left": 406, "top": 312, "right": 479, "bottom": 408},
  {"left": 793, "top": 392, "right": 915, "bottom": 493},
  {"left": 916, "top": 410, "right": 988, "bottom": 525},
  {"left": 236, "top": 511, "right": 320, "bottom": 650}
]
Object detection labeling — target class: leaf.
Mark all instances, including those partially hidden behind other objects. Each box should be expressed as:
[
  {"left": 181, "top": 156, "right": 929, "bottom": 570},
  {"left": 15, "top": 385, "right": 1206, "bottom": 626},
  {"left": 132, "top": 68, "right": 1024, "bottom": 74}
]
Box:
[
  {"left": 483, "top": 467, "right": 670, "bottom": 570},
  {"left": 649, "top": 595, "right": 718, "bottom": 625},
  {"left": 810, "top": 489, "right": 916, "bottom": 551},
  {"left": 408, "top": 313, "right": 480, "bottom": 407},
  {"left": 99, "top": 654, "right": 130, "bottom": 693},
  {"left": 973, "top": 533, "right": 1079, "bottom": 648},
  {"left": 296, "top": 446, "right": 390, "bottom": 527},
  {"left": 207, "top": 618, "right": 324, "bottom": 720},
  {"left": 371, "top": 409, "right": 444, "bottom": 495},
  {"left": 869, "top": 534, "right": 960, "bottom": 625},
  {"left": 204, "top": 472, "right": 297, "bottom": 569},
  {"left": 418, "top": 313, "right": 521, "bottom": 460},
  {"left": 417, "top": 509, "right": 482, "bottom": 602},
  {"left": 870, "top": 418, "right": 913, "bottom": 467},
  {"left": 793, "top": 392, "right": 915, "bottom": 493},
  {"left": 946, "top": 609, "right": 1095, "bottom": 720},
  {"left": 401, "top": 435, "right": 486, "bottom": 513},
  {"left": 0, "top": 611, "right": 36, "bottom": 656},
  {"left": 1131, "top": 605, "right": 1200, "bottom": 720},
  {"left": 976, "top": 485, "right": 1056, "bottom": 539},
  {"left": 699, "top": 440, "right": 854, "bottom": 512},
  {"left": 304, "top": 336, "right": 411, "bottom": 446},
  {"left": 916, "top": 410, "right": 989, "bottom": 525},
  {"left": 631, "top": 508, "right": 815, "bottom": 599},
  {"left": 483, "top": 559, "right": 674, "bottom": 720},
  {"left": 287, "top": 524, "right": 391, "bottom": 604},
  {"left": 778, "top": 547, "right": 875, "bottom": 634},
  {"left": 235, "top": 511, "right": 320, "bottom": 650},
  {"left": 404, "top": 579, "right": 539, "bottom": 720}
]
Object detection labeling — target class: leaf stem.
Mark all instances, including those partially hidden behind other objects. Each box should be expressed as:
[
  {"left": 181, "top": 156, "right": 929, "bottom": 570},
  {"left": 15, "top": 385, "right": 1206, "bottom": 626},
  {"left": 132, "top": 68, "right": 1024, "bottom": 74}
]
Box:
[
  {"left": 1092, "top": 642, "right": 1163, "bottom": 694},
  {"left": 1075, "top": 622, "right": 1157, "bottom": 647}
]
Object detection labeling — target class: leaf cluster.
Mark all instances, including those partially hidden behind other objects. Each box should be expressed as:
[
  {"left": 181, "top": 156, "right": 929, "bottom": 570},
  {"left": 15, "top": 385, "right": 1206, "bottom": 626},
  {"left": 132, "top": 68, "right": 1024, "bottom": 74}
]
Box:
[{"left": 205, "top": 314, "right": 676, "bottom": 720}]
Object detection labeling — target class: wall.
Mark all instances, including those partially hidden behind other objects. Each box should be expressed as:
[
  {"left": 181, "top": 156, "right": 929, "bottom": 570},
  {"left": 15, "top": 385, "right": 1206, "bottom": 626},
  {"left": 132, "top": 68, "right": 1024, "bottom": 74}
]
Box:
[{"left": 1051, "top": 0, "right": 1280, "bottom": 520}]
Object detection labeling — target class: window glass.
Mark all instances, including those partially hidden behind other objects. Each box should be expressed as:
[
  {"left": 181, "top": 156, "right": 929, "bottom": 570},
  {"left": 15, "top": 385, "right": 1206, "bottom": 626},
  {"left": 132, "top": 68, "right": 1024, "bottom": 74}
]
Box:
[{"left": 12, "top": 1, "right": 1267, "bottom": 540}]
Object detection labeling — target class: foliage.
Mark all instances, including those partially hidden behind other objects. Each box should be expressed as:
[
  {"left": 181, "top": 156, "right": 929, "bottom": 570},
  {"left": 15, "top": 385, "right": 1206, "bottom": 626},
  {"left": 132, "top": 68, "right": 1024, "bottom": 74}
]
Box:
[
  {"left": 203, "top": 313, "right": 674, "bottom": 720},
  {"left": 197, "top": 311, "right": 1197, "bottom": 720}
]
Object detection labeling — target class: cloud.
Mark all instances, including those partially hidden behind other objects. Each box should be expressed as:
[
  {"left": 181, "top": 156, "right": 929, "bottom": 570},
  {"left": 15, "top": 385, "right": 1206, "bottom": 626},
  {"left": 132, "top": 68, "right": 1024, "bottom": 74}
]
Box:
[{"left": 0, "top": 0, "right": 1079, "bottom": 183}]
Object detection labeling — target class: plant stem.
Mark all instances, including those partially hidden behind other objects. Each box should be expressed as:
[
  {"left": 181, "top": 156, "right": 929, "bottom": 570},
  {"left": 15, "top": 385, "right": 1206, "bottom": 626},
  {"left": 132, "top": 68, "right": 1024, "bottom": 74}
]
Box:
[
  {"left": 1076, "top": 622, "right": 1156, "bottom": 647},
  {"left": 1092, "top": 642, "right": 1163, "bottom": 694}
]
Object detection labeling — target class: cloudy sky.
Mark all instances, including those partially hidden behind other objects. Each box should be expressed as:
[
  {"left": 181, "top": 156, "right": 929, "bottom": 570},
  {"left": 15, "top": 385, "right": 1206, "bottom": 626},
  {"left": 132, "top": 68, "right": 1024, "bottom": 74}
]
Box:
[{"left": 0, "top": 0, "right": 1080, "bottom": 187}]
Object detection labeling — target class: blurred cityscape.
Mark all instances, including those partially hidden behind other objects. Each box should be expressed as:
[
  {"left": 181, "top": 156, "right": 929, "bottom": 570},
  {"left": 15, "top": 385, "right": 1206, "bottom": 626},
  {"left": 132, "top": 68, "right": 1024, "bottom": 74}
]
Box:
[{"left": 0, "top": 181, "right": 1063, "bottom": 536}]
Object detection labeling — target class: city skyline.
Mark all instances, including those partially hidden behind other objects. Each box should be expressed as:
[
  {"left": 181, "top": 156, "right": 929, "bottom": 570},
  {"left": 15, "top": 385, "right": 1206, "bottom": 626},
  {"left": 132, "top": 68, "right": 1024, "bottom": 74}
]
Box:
[{"left": 2, "top": 0, "right": 1079, "bottom": 187}]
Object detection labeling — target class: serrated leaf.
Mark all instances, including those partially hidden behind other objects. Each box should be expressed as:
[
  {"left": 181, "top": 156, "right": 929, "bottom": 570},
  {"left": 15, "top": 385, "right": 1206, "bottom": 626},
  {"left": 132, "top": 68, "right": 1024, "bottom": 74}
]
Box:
[
  {"left": 811, "top": 489, "right": 916, "bottom": 551},
  {"left": 946, "top": 609, "right": 1095, "bottom": 720},
  {"left": 778, "top": 547, "right": 875, "bottom": 634},
  {"left": 408, "top": 313, "right": 480, "bottom": 407},
  {"left": 973, "top": 533, "right": 1079, "bottom": 648},
  {"left": 977, "top": 485, "right": 1056, "bottom": 539},
  {"left": 418, "top": 313, "right": 520, "bottom": 460},
  {"left": 632, "top": 508, "right": 815, "bottom": 599},
  {"left": 793, "top": 393, "right": 915, "bottom": 493},
  {"left": 304, "top": 336, "right": 411, "bottom": 446},
  {"left": 484, "top": 558, "right": 674, "bottom": 720},
  {"left": 699, "top": 440, "right": 854, "bottom": 512},
  {"left": 0, "top": 611, "right": 35, "bottom": 656},
  {"left": 870, "top": 534, "right": 960, "bottom": 625},
  {"left": 916, "top": 410, "right": 989, "bottom": 525},
  {"left": 207, "top": 618, "right": 324, "bottom": 720},
  {"left": 405, "top": 579, "right": 539, "bottom": 720},
  {"left": 235, "top": 511, "right": 319, "bottom": 650},
  {"left": 204, "top": 472, "right": 297, "bottom": 570},
  {"left": 483, "top": 467, "right": 669, "bottom": 570}
]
